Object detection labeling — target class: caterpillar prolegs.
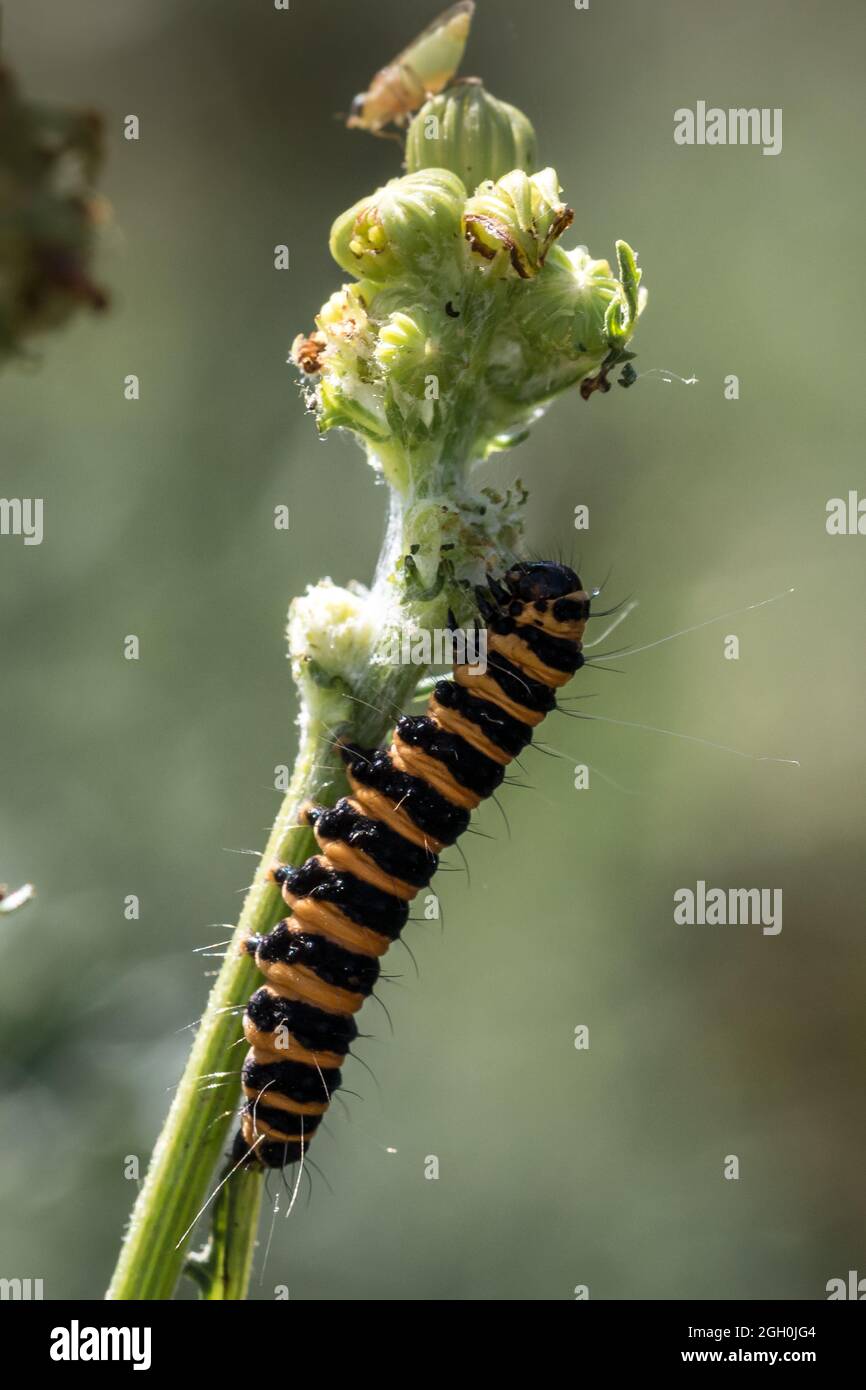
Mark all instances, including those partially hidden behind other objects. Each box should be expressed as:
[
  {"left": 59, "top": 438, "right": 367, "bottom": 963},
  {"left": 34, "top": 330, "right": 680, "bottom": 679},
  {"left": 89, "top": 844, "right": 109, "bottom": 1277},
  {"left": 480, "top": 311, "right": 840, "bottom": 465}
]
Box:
[{"left": 233, "top": 561, "right": 590, "bottom": 1169}]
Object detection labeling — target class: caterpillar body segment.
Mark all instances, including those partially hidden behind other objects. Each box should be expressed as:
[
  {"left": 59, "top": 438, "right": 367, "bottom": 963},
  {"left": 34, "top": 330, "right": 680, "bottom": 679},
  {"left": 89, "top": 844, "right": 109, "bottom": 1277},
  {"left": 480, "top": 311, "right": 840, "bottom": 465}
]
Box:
[{"left": 234, "top": 561, "right": 590, "bottom": 1168}]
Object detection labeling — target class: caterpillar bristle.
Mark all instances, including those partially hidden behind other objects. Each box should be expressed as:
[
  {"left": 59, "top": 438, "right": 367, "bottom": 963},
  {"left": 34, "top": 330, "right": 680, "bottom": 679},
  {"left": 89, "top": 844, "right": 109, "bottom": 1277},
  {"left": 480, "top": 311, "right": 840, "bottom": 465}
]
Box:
[{"left": 231, "top": 559, "right": 590, "bottom": 1168}]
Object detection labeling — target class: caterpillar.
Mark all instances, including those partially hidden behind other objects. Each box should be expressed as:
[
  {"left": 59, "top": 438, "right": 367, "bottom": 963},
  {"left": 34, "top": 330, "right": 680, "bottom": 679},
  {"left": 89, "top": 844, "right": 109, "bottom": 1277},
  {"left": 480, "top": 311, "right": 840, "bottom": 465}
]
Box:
[{"left": 233, "top": 559, "right": 590, "bottom": 1169}]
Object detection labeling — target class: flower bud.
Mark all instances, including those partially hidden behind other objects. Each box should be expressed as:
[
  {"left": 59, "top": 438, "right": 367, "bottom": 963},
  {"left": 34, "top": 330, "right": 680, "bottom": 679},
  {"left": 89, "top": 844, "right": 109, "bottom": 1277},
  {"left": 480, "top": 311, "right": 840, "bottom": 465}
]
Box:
[
  {"left": 330, "top": 169, "right": 466, "bottom": 285},
  {"left": 286, "top": 579, "right": 381, "bottom": 732},
  {"left": 405, "top": 81, "right": 536, "bottom": 189},
  {"left": 487, "top": 240, "right": 646, "bottom": 405},
  {"left": 373, "top": 308, "right": 440, "bottom": 429},
  {"left": 288, "top": 579, "right": 376, "bottom": 685},
  {"left": 462, "top": 167, "right": 573, "bottom": 279},
  {"left": 373, "top": 307, "right": 429, "bottom": 373},
  {"left": 605, "top": 239, "right": 644, "bottom": 346},
  {"left": 317, "top": 375, "right": 390, "bottom": 441}
]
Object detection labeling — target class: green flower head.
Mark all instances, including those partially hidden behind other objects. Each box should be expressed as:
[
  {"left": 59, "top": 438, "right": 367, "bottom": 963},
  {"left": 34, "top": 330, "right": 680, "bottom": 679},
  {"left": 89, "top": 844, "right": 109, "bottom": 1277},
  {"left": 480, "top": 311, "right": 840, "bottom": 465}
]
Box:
[{"left": 292, "top": 84, "right": 647, "bottom": 531}]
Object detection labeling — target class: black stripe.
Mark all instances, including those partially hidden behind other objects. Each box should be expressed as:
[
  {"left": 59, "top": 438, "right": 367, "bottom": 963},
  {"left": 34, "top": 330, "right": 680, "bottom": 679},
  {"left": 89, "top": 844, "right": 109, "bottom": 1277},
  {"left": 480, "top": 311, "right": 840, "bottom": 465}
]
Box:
[
  {"left": 257, "top": 921, "right": 380, "bottom": 995},
  {"left": 257, "top": 1138, "right": 305, "bottom": 1167},
  {"left": 553, "top": 595, "right": 590, "bottom": 623},
  {"left": 308, "top": 799, "right": 437, "bottom": 888},
  {"left": 233, "top": 1112, "right": 305, "bottom": 1169},
  {"left": 242, "top": 1055, "right": 340, "bottom": 1105},
  {"left": 483, "top": 651, "right": 558, "bottom": 713},
  {"left": 243, "top": 1100, "right": 324, "bottom": 1138},
  {"left": 509, "top": 619, "right": 584, "bottom": 674},
  {"left": 433, "top": 678, "right": 534, "bottom": 757},
  {"left": 257, "top": 1139, "right": 304, "bottom": 1162},
  {"left": 245, "top": 988, "right": 357, "bottom": 1053},
  {"left": 276, "top": 857, "right": 409, "bottom": 939},
  {"left": 340, "top": 744, "right": 470, "bottom": 845},
  {"left": 231, "top": 1129, "right": 256, "bottom": 1166},
  {"left": 396, "top": 715, "right": 505, "bottom": 798}
]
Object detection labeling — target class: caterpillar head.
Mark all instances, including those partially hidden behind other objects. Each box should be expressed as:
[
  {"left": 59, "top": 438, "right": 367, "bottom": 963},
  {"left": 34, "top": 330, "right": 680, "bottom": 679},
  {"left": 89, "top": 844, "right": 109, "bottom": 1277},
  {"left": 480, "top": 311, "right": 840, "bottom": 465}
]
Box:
[
  {"left": 503, "top": 561, "right": 582, "bottom": 602},
  {"left": 483, "top": 560, "right": 590, "bottom": 637}
]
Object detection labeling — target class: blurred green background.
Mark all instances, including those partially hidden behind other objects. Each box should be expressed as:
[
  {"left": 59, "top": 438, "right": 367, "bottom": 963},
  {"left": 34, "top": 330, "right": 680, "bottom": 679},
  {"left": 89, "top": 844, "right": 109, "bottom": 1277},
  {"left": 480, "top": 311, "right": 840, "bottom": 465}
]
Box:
[{"left": 1, "top": 0, "right": 863, "bottom": 1301}]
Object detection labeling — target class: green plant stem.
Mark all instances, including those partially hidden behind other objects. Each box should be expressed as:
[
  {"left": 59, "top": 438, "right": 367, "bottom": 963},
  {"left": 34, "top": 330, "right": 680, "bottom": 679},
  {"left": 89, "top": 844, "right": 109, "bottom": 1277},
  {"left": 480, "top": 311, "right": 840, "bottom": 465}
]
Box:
[
  {"left": 106, "top": 717, "right": 331, "bottom": 1301},
  {"left": 184, "top": 1153, "right": 265, "bottom": 1300},
  {"left": 107, "top": 508, "right": 442, "bottom": 1300}
]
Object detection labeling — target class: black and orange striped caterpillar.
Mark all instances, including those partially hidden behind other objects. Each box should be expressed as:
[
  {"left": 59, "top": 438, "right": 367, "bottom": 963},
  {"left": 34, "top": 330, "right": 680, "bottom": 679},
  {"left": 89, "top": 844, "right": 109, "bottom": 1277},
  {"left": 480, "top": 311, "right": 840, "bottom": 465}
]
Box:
[{"left": 232, "top": 560, "right": 590, "bottom": 1169}]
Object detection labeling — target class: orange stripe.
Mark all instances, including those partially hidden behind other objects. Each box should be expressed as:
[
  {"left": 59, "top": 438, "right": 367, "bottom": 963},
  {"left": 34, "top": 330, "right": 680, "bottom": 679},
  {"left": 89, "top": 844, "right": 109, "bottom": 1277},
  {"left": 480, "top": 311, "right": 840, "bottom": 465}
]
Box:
[
  {"left": 253, "top": 955, "right": 365, "bottom": 1014},
  {"left": 314, "top": 834, "right": 418, "bottom": 900},
  {"left": 522, "top": 613, "right": 587, "bottom": 641},
  {"left": 390, "top": 734, "right": 481, "bottom": 809},
  {"left": 518, "top": 592, "right": 589, "bottom": 640},
  {"left": 428, "top": 697, "right": 512, "bottom": 765},
  {"left": 242, "top": 1017, "right": 346, "bottom": 1070},
  {"left": 284, "top": 892, "right": 391, "bottom": 957},
  {"left": 242, "top": 1085, "right": 328, "bottom": 1117},
  {"left": 489, "top": 631, "right": 573, "bottom": 688},
  {"left": 345, "top": 783, "right": 445, "bottom": 853},
  {"left": 452, "top": 666, "right": 546, "bottom": 725},
  {"left": 242, "top": 1111, "right": 310, "bottom": 1147}
]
